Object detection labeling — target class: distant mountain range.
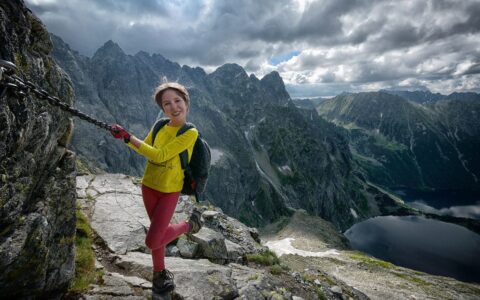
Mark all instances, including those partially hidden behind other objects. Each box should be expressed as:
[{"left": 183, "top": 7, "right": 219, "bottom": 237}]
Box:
[
  {"left": 291, "top": 97, "right": 327, "bottom": 109},
  {"left": 51, "top": 34, "right": 480, "bottom": 232},
  {"left": 381, "top": 89, "right": 480, "bottom": 103},
  {"left": 316, "top": 91, "right": 480, "bottom": 191},
  {"left": 51, "top": 36, "right": 408, "bottom": 231}
]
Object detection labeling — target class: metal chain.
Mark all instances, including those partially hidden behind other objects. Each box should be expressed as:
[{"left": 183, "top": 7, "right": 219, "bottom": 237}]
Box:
[{"left": 0, "top": 59, "right": 112, "bottom": 131}]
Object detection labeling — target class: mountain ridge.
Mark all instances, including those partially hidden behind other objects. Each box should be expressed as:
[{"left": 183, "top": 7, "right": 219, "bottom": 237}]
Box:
[
  {"left": 316, "top": 91, "right": 480, "bottom": 191},
  {"left": 51, "top": 35, "right": 407, "bottom": 231}
]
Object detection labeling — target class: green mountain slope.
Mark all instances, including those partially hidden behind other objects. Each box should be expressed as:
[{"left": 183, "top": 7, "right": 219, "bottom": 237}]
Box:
[{"left": 317, "top": 92, "right": 480, "bottom": 191}]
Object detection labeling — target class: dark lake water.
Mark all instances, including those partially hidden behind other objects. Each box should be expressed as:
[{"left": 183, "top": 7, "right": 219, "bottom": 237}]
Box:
[{"left": 344, "top": 215, "right": 480, "bottom": 283}]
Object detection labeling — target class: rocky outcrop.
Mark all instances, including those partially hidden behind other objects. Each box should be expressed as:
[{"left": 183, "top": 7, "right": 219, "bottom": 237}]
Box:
[
  {"left": 76, "top": 174, "right": 345, "bottom": 299},
  {"left": 76, "top": 174, "right": 266, "bottom": 262},
  {"left": 0, "top": 0, "right": 76, "bottom": 298},
  {"left": 77, "top": 174, "right": 480, "bottom": 300}
]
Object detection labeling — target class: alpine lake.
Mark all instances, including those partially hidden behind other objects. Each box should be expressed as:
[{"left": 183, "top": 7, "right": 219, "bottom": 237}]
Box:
[{"left": 344, "top": 189, "right": 480, "bottom": 283}]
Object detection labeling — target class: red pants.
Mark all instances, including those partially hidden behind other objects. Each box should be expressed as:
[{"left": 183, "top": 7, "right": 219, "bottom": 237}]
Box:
[{"left": 142, "top": 185, "right": 189, "bottom": 272}]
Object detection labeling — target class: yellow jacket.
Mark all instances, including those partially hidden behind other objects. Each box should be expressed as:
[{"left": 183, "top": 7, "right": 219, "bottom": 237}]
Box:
[{"left": 128, "top": 124, "right": 198, "bottom": 193}]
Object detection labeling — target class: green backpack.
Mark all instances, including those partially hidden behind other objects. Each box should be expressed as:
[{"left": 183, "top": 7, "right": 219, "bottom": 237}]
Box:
[{"left": 151, "top": 119, "right": 211, "bottom": 201}]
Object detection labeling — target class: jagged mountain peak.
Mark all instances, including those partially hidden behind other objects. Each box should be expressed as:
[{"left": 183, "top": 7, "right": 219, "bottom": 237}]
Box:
[
  {"left": 133, "top": 50, "right": 171, "bottom": 64},
  {"left": 210, "top": 63, "right": 248, "bottom": 80},
  {"left": 134, "top": 50, "right": 150, "bottom": 58},
  {"left": 92, "top": 40, "right": 125, "bottom": 60},
  {"left": 261, "top": 70, "right": 282, "bottom": 82},
  {"left": 249, "top": 73, "right": 259, "bottom": 81},
  {"left": 260, "top": 71, "right": 284, "bottom": 88},
  {"left": 181, "top": 64, "right": 206, "bottom": 76},
  {"left": 260, "top": 71, "right": 290, "bottom": 104}
]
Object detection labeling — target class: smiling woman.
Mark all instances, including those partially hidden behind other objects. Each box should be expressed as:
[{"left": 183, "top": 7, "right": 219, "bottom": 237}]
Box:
[{"left": 109, "top": 81, "right": 203, "bottom": 297}]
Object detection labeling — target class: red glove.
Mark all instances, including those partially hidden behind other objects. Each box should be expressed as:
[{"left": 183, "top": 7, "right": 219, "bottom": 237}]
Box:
[{"left": 110, "top": 124, "right": 131, "bottom": 142}]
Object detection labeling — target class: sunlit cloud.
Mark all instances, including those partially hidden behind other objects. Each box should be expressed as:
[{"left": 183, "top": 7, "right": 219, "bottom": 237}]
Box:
[{"left": 25, "top": 0, "right": 480, "bottom": 97}]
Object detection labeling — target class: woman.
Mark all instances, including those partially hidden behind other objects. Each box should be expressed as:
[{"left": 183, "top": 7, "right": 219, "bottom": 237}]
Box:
[{"left": 110, "top": 82, "right": 203, "bottom": 295}]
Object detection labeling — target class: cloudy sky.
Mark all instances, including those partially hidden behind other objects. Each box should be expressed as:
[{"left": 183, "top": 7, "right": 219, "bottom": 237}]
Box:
[{"left": 26, "top": 0, "right": 480, "bottom": 97}]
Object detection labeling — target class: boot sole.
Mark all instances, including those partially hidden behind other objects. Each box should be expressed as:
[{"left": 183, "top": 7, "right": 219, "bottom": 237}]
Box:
[
  {"left": 152, "top": 291, "right": 172, "bottom": 300},
  {"left": 153, "top": 283, "right": 175, "bottom": 294}
]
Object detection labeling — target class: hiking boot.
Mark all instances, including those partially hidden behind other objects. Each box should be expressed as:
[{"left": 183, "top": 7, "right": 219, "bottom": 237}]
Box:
[
  {"left": 152, "top": 269, "right": 175, "bottom": 294},
  {"left": 187, "top": 208, "right": 203, "bottom": 234}
]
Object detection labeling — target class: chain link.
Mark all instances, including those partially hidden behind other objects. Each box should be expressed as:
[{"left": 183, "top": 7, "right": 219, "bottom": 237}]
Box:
[{"left": 0, "top": 59, "right": 113, "bottom": 131}]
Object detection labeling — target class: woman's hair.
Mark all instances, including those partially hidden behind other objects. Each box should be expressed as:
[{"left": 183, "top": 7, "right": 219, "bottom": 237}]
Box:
[{"left": 154, "top": 81, "right": 190, "bottom": 111}]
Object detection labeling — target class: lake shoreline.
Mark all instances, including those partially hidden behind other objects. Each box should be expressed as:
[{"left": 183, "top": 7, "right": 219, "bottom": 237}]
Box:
[{"left": 345, "top": 215, "right": 480, "bottom": 284}]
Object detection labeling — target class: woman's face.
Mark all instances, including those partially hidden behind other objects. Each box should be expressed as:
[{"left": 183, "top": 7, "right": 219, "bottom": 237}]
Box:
[{"left": 161, "top": 89, "right": 188, "bottom": 126}]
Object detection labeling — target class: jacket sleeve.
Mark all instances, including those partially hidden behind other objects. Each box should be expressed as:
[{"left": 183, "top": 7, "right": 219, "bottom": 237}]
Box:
[
  {"left": 143, "top": 128, "right": 153, "bottom": 145},
  {"left": 128, "top": 128, "right": 198, "bottom": 163},
  {"left": 126, "top": 126, "right": 153, "bottom": 150}
]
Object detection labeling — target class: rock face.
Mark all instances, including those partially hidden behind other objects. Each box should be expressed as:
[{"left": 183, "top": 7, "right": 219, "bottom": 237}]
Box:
[
  {"left": 317, "top": 91, "right": 480, "bottom": 191},
  {"left": 51, "top": 36, "right": 404, "bottom": 231},
  {"left": 0, "top": 0, "right": 76, "bottom": 298},
  {"left": 77, "top": 174, "right": 266, "bottom": 261},
  {"left": 76, "top": 174, "right": 336, "bottom": 299},
  {"left": 77, "top": 174, "right": 480, "bottom": 300}
]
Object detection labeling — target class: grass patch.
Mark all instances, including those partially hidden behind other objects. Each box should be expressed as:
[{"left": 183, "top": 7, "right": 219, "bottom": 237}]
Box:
[
  {"left": 75, "top": 158, "right": 91, "bottom": 175},
  {"left": 393, "top": 272, "right": 430, "bottom": 286},
  {"left": 269, "top": 264, "right": 283, "bottom": 275},
  {"left": 246, "top": 250, "right": 280, "bottom": 266},
  {"left": 348, "top": 251, "right": 395, "bottom": 269},
  {"left": 303, "top": 272, "right": 336, "bottom": 287},
  {"left": 69, "top": 208, "right": 101, "bottom": 293},
  {"left": 373, "top": 135, "right": 408, "bottom": 151},
  {"left": 315, "top": 287, "right": 327, "bottom": 300}
]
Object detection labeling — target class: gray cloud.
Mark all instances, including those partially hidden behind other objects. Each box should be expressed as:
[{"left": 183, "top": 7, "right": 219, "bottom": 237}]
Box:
[
  {"left": 409, "top": 201, "right": 480, "bottom": 220},
  {"left": 25, "top": 0, "right": 480, "bottom": 97}
]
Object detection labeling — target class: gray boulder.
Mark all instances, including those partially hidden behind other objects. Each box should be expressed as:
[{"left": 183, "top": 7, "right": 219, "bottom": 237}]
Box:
[
  {"left": 115, "top": 252, "right": 237, "bottom": 299},
  {"left": 189, "top": 227, "right": 228, "bottom": 263},
  {"left": 177, "top": 238, "right": 199, "bottom": 258},
  {"left": 77, "top": 174, "right": 149, "bottom": 254},
  {"left": 203, "top": 209, "right": 266, "bottom": 254}
]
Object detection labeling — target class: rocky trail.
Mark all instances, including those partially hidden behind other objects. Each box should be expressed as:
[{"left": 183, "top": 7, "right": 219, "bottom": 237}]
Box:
[
  {"left": 74, "top": 174, "right": 359, "bottom": 299},
  {"left": 74, "top": 174, "right": 480, "bottom": 300}
]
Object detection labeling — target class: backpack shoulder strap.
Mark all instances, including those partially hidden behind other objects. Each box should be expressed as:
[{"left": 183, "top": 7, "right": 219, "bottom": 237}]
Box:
[
  {"left": 177, "top": 122, "right": 196, "bottom": 136},
  {"left": 151, "top": 118, "right": 170, "bottom": 145},
  {"left": 177, "top": 122, "right": 197, "bottom": 170}
]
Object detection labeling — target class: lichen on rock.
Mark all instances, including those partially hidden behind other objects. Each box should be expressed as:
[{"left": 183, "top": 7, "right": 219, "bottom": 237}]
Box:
[{"left": 0, "top": 0, "right": 77, "bottom": 298}]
